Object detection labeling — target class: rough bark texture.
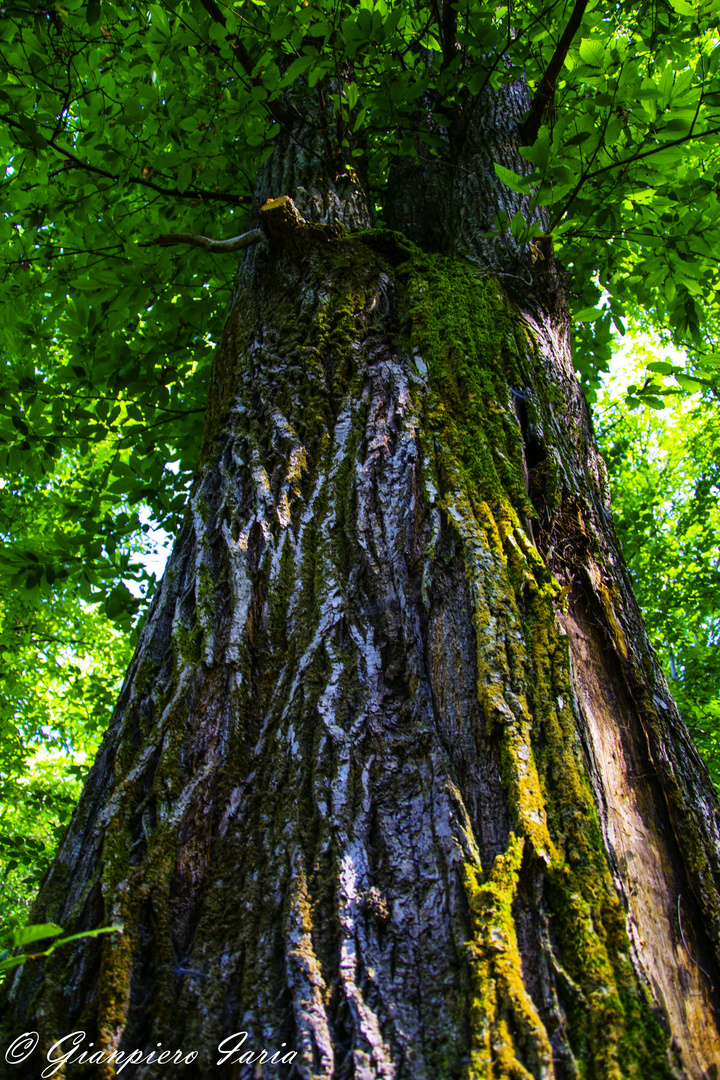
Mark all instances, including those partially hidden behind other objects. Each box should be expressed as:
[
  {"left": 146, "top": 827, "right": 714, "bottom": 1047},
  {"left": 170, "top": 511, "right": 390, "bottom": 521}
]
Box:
[
  {"left": 3, "top": 82, "right": 720, "bottom": 1080},
  {"left": 386, "top": 77, "right": 547, "bottom": 267}
]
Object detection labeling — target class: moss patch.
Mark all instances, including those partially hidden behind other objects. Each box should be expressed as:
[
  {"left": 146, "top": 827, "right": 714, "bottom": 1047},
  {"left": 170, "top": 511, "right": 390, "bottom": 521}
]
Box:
[
  {"left": 464, "top": 834, "right": 554, "bottom": 1079},
  {"left": 400, "top": 249, "right": 677, "bottom": 1079}
]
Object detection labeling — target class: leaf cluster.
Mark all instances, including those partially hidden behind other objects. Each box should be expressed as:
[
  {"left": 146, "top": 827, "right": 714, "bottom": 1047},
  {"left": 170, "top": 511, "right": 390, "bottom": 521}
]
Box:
[{"left": 598, "top": 352, "right": 720, "bottom": 788}]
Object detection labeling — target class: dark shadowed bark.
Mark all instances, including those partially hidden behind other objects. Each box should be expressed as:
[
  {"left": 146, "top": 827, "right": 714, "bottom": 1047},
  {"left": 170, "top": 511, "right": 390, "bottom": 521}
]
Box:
[{"left": 3, "top": 77, "right": 720, "bottom": 1080}]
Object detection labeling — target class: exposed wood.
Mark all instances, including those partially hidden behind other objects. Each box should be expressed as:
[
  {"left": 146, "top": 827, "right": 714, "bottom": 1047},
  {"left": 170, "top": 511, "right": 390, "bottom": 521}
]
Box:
[
  {"left": 259, "top": 194, "right": 306, "bottom": 243},
  {"left": 561, "top": 601, "right": 720, "bottom": 1078}
]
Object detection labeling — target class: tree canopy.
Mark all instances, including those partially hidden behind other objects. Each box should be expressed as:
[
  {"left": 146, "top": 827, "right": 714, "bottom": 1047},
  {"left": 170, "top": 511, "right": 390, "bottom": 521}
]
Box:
[{"left": 3, "top": 0, "right": 720, "bottom": 929}]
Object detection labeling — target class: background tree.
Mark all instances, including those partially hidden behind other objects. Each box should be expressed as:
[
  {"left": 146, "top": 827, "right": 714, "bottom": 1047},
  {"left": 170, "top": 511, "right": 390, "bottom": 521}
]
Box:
[
  {"left": 597, "top": 340, "right": 720, "bottom": 789},
  {"left": 0, "top": 394, "right": 160, "bottom": 937},
  {"left": 3, "top": 0, "right": 720, "bottom": 1077}
]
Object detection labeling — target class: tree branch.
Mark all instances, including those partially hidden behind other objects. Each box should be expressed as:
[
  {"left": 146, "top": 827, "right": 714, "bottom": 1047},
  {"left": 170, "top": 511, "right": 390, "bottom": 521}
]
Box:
[
  {"left": 197, "top": 0, "right": 225, "bottom": 24},
  {"left": 194, "top": 0, "right": 290, "bottom": 125},
  {"left": 521, "top": 0, "right": 588, "bottom": 146},
  {"left": 146, "top": 229, "right": 263, "bottom": 253},
  {"left": 442, "top": 0, "right": 459, "bottom": 71},
  {"left": 549, "top": 123, "right": 720, "bottom": 231},
  {"left": 1, "top": 116, "right": 247, "bottom": 204}
]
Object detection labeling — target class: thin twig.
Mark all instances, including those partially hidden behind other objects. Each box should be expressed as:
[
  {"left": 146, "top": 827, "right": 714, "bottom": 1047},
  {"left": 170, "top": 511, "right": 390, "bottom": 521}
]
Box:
[{"left": 146, "top": 228, "right": 263, "bottom": 253}]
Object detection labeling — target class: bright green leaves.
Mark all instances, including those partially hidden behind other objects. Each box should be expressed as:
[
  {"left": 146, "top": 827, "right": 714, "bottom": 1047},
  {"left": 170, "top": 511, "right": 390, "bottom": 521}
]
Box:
[
  {"left": 0, "top": 566, "right": 135, "bottom": 930},
  {"left": 521, "top": 125, "right": 552, "bottom": 172},
  {"left": 671, "top": 0, "right": 697, "bottom": 13},
  {"left": 525, "top": 10, "right": 720, "bottom": 391},
  {"left": 638, "top": 358, "right": 714, "bottom": 397},
  {"left": 578, "top": 38, "right": 605, "bottom": 68},
  {"left": 670, "top": 0, "right": 720, "bottom": 22},
  {"left": 492, "top": 161, "right": 543, "bottom": 244},
  {"left": 598, "top": 353, "right": 720, "bottom": 788},
  {"left": 0, "top": 922, "right": 120, "bottom": 974},
  {"left": 1, "top": 0, "right": 718, "bottom": 534},
  {"left": 346, "top": 80, "right": 359, "bottom": 111},
  {"left": 676, "top": 371, "right": 712, "bottom": 390},
  {"left": 494, "top": 163, "right": 532, "bottom": 195}
]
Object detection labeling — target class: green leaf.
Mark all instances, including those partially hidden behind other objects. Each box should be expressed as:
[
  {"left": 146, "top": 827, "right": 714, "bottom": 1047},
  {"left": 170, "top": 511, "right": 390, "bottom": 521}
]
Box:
[
  {"left": 575, "top": 307, "right": 603, "bottom": 322},
  {"left": 150, "top": 5, "right": 170, "bottom": 34},
  {"left": 604, "top": 115, "right": 623, "bottom": 146},
  {"left": 51, "top": 925, "right": 123, "bottom": 947},
  {"left": 647, "top": 361, "right": 676, "bottom": 374},
  {"left": 10, "top": 923, "right": 63, "bottom": 947},
  {"left": 176, "top": 163, "right": 193, "bottom": 194},
  {"left": 579, "top": 39, "right": 605, "bottom": 67},
  {"left": 493, "top": 162, "right": 530, "bottom": 194},
  {"left": 670, "top": 0, "right": 697, "bottom": 15},
  {"left": 676, "top": 373, "right": 710, "bottom": 390},
  {"left": 0, "top": 924, "right": 121, "bottom": 973},
  {"left": 624, "top": 189, "right": 656, "bottom": 205},
  {"left": 510, "top": 209, "right": 526, "bottom": 239},
  {"left": 308, "top": 61, "right": 330, "bottom": 89},
  {"left": 346, "top": 82, "right": 359, "bottom": 110},
  {"left": 520, "top": 125, "right": 551, "bottom": 170},
  {"left": 123, "top": 98, "right": 143, "bottom": 125},
  {"left": 282, "top": 53, "right": 316, "bottom": 86}
]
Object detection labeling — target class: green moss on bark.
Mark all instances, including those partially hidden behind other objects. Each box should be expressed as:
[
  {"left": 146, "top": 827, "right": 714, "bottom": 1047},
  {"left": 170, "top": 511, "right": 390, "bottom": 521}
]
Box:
[
  {"left": 463, "top": 834, "right": 554, "bottom": 1079},
  {"left": 400, "top": 250, "right": 677, "bottom": 1079}
]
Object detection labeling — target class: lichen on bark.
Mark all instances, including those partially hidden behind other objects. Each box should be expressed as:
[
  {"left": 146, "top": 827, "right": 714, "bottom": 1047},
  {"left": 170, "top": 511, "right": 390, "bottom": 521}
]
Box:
[
  {"left": 3, "top": 220, "right": 720, "bottom": 1080},
  {"left": 400, "top": 247, "right": 686, "bottom": 1079}
]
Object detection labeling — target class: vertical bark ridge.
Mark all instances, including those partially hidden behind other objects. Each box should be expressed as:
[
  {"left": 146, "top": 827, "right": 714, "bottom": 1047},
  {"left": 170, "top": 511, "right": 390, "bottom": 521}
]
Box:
[
  {"left": 3, "top": 232, "right": 720, "bottom": 1080},
  {"left": 516, "top": 303, "right": 720, "bottom": 1078},
  {"left": 386, "top": 77, "right": 548, "bottom": 267},
  {"left": 404, "top": 255, "right": 688, "bottom": 1080},
  {"left": 250, "top": 91, "right": 372, "bottom": 231}
]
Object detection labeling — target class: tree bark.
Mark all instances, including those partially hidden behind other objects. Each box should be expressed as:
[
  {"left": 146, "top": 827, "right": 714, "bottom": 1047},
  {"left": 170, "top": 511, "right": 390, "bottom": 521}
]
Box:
[{"left": 3, "top": 85, "right": 720, "bottom": 1080}]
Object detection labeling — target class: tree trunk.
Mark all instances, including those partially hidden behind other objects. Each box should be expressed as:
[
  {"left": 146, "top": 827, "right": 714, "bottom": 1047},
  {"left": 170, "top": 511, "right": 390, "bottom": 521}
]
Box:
[{"left": 4, "top": 88, "right": 720, "bottom": 1080}]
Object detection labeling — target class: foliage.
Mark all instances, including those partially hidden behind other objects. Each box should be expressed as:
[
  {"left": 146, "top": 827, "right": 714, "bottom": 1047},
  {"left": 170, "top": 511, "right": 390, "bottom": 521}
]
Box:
[
  {"left": 597, "top": 337, "right": 720, "bottom": 788},
  {"left": 0, "top": 582, "right": 133, "bottom": 929},
  {"left": 0, "top": 595, "right": 132, "bottom": 930},
  {"left": 0, "top": 435, "right": 151, "bottom": 930},
  {"left": 0, "top": 0, "right": 719, "bottom": 590},
  {"left": 0, "top": 920, "right": 120, "bottom": 974}
]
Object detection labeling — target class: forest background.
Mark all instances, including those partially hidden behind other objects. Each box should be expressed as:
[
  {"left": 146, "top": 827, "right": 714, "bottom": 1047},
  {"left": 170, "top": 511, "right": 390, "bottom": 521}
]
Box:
[{"left": 1, "top": 0, "right": 720, "bottom": 946}]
